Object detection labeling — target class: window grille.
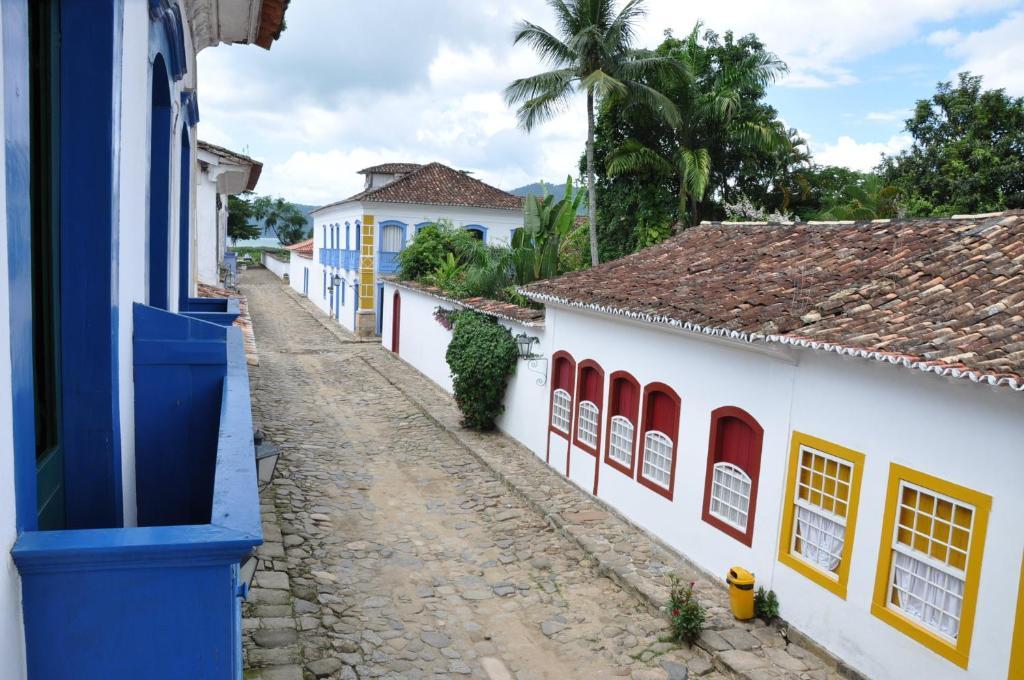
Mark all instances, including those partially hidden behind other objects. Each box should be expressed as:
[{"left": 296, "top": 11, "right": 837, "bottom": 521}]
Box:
[
  {"left": 576, "top": 400, "right": 599, "bottom": 447},
  {"left": 641, "top": 430, "right": 673, "bottom": 488},
  {"left": 608, "top": 415, "right": 634, "bottom": 467},
  {"left": 551, "top": 388, "right": 571, "bottom": 433},
  {"left": 790, "top": 446, "right": 853, "bottom": 574},
  {"left": 709, "top": 463, "right": 752, "bottom": 530}
]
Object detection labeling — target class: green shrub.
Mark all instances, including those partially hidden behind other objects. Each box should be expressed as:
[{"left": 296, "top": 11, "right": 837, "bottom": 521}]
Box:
[
  {"left": 229, "top": 246, "right": 290, "bottom": 263},
  {"left": 668, "top": 575, "right": 706, "bottom": 645},
  {"left": 445, "top": 311, "right": 518, "bottom": 430},
  {"left": 754, "top": 587, "right": 780, "bottom": 624}
]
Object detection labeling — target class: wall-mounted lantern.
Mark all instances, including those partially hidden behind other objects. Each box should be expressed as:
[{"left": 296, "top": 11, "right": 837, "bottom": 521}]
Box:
[
  {"left": 514, "top": 333, "right": 548, "bottom": 386},
  {"left": 331, "top": 274, "right": 342, "bottom": 288},
  {"left": 238, "top": 551, "right": 260, "bottom": 599}
]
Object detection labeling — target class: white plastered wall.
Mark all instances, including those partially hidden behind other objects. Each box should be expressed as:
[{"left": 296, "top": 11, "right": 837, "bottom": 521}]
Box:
[
  {"left": 263, "top": 252, "right": 290, "bottom": 281},
  {"left": 0, "top": 7, "right": 28, "bottom": 675},
  {"left": 378, "top": 289, "right": 1024, "bottom": 680},
  {"left": 195, "top": 168, "right": 219, "bottom": 285}
]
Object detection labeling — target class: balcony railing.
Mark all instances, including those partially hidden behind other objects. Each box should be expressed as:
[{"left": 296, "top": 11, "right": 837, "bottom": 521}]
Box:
[
  {"left": 320, "top": 248, "right": 360, "bottom": 271},
  {"left": 12, "top": 304, "right": 262, "bottom": 679},
  {"left": 378, "top": 252, "right": 400, "bottom": 274}
]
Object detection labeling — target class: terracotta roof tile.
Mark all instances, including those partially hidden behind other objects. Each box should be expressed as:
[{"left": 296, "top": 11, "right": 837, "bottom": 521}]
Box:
[
  {"left": 522, "top": 213, "right": 1024, "bottom": 392},
  {"left": 387, "top": 278, "right": 544, "bottom": 327},
  {"left": 315, "top": 162, "right": 523, "bottom": 214},
  {"left": 358, "top": 163, "right": 423, "bottom": 175},
  {"left": 286, "top": 238, "right": 313, "bottom": 259}
]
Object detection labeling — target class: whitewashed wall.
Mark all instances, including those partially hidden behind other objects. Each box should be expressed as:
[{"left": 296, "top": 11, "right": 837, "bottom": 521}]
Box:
[
  {"left": 289, "top": 257, "right": 313, "bottom": 298},
  {"left": 263, "top": 253, "right": 290, "bottom": 281},
  {"left": 379, "top": 287, "right": 1024, "bottom": 680},
  {"left": 195, "top": 174, "right": 219, "bottom": 285},
  {"left": 0, "top": 9, "right": 27, "bottom": 675}
]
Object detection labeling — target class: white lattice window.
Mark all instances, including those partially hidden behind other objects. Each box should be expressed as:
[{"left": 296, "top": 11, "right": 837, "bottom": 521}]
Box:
[
  {"left": 709, "top": 463, "right": 752, "bottom": 530},
  {"left": 608, "top": 416, "right": 634, "bottom": 467},
  {"left": 790, "top": 446, "right": 853, "bottom": 575},
  {"left": 576, "top": 400, "right": 599, "bottom": 447},
  {"left": 886, "top": 482, "right": 972, "bottom": 640},
  {"left": 641, "top": 431, "right": 673, "bottom": 488},
  {"left": 551, "top": 388, "right": 571, "bottom": 433}
]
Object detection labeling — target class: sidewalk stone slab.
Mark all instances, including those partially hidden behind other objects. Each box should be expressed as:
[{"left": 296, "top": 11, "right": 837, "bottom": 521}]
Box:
[{"left": 239, "top": 270, "right": 850, "bottom": 680}]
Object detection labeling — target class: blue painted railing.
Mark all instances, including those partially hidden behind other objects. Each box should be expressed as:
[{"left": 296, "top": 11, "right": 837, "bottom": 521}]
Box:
[
  {"left": 11, "top": 303, "right": 262, "bottom": 680},
  {"left": 320, "top": 248, "right": 360, "bottom": 271},
  {"left": 342, "top": 249, "right": 359, "bottom": 270},
  {"left": 181, "top": 296, "right": 241, "bottom": 327}
]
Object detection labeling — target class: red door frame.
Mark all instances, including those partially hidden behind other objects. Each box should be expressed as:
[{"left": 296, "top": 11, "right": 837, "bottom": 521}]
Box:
[
  {"left": 391, "top": 290, "right": 401, "bottom": 354},
  {"left": 700, "top": 405, "right": 764, "bottom": 546},
  {"left": 603, "top": 371, "right": 640, "bottom": 480},
  {"left": 546, "top": 351, "right": 576, "bottom": 472}
]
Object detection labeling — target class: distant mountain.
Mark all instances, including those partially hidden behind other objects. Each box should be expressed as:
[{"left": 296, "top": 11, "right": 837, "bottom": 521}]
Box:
[{"left": 509, "top": 182, "right": 587, "bottom": 214}]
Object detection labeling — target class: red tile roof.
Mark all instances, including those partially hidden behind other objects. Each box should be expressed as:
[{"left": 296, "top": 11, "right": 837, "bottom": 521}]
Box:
[
  {"left": 286, "top": 238, "right": 313, "bottom": 259},
  {"left": 358, "top": 163, "right": 423, "bottom": 175},
  {"left": 522, "top": 212, "right": 1024, "bottom": 392},
  {"left": 387, "top": 278, "right": 545, "bottom": 327},
  {"left": 314, "top": 162, "right": 524, "bottom": 214},
  {"left": 255, "top": 0, "right": 290, "bottom": 50}
]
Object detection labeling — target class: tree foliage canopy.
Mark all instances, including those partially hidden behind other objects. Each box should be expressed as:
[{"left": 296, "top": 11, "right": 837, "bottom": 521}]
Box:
[{"left": 878, "top": 72, "right": 1024, "bottom": 216}]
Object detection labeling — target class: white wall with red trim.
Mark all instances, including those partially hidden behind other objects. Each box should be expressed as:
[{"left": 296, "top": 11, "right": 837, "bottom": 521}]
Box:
[{"left": 378, "top": 282, "right": 1024, "bottom": 680}]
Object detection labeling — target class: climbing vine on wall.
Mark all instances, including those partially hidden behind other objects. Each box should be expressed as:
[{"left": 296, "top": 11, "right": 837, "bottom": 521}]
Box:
[{"left": 445, "top": 311, "right": 518, "bottom": 431}]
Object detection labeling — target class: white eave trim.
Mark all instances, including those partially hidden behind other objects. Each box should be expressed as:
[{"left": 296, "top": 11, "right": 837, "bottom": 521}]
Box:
[{"left": 521, "top": 290, "right": 1024, "bottom": 394}]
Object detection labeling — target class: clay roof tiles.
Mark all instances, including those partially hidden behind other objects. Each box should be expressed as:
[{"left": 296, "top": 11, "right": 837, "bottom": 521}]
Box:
[
  {"left": 315, "top": 162, "right": 523, "bottom": 214},
  {"left": 358, "top": 163, "right": 424, "bottom": 175},
  {"left": 522, "top": 212, "right": 1024, "bottom": 392},
  {"left": 286, "top": 238, "right": 314, "bottom": 259}
]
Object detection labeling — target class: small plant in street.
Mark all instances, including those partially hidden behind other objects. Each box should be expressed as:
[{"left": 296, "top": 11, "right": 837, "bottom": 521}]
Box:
[
  {"left": 754, "top": 587, "right": 780, "bottom": 624},
  {"left": 668, "top": 575, "right": 706, "bottom": 645},
  {"left": 445, "top": 311, "right": 518, "bottom": 430}
]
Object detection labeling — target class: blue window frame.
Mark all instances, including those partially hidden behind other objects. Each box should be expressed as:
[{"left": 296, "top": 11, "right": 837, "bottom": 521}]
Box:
[
  {"left": 415, "top": 221, "right": 433, "bottom": 234},
  {"left": 355, "top": 220, "right": 361, "bottom": 250},
  {"left": 345, "top": 222, "right": 351, "bottom": 249},
  {"left": 322, "top": 224, "right": 326, "bottom": 247},
  {"left": 323, "top": 270, "right": 327, "bottom": 298},
  {"left": 148, "top": 54, "right": 172, "bottom": 310},
  {"left": 378, "top": 220, "right": 407, "bottom": 274},
  {"left": 464, "top": 224, "right": 488, "bottom": 243}
]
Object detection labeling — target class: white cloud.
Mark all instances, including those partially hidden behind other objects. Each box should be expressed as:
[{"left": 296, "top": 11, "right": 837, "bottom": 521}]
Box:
[
  {"left": 866, "top": 109, "right": 911, "bottom": 122},
  {"left": 932, "top": 10, "right": 1024, "bottom": 95},
  {"left": 926, "top": 28, "right": 962, "bottom": 46},
  {"left": 813, "top": 134, "right": 912, "bottom": 171}
]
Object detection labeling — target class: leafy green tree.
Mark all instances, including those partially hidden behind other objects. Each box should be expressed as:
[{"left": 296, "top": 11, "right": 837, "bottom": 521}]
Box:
[
  {"left": 227, "top": 192, "right": 262, "bottom": 243},
  {"left": 505, "top": 0, "right": 682, "bottom": 266},
  {"left": 605, "top": 23, "right": 789, "bottom": 227},
  {"left": 878, "top": 72, "right": 1024, "bottom": 216},
  {"left": 252, "top": 196, "right": 310, "bottom": 246},
  {"left": 812, "top": 174, "right": 901, "bottom": 220},
  {"left": 511, "top": 176, "right": 585, "bottom": 283},
  {"left": 589, "top": 26, "right": 790, "bottom": 258}
]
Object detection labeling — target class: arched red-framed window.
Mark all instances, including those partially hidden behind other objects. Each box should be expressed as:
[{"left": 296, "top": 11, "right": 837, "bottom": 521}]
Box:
[
  {"left": 391, "top": 290, "right": 401, "bottom": 354},
  {"left": 637, "top": 382, "right": 681, "bottom": 500},
  {"left": 604, "top": 371, "right": 640, "bottom": 478},
  {"left": 701, "top": 406, "right": 764, "bottom": 546},
  {"left": 548, "top": 351, "right": 576, "bottom": 439},
  {"left": 572, "top": 360, "right": 604, "bottom": 456}
]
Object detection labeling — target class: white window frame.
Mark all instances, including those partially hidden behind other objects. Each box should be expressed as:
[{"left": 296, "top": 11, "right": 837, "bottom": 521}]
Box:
[
  {"left": 708, "top": 462, "right": 752, "bottom": 531},
  {"left": 551, "top": 388, "right": 571, "bottom": 434},
  {"left": 576, "top": 400, "right": 599, "bottom": 448},
  {"left": 885, "top": 481, "right": 973, "bottom": 641},
  {"left": 788, "top": 445, "right": 853, "bottom": 578},
  {"left": 608, "top": 415, "right": 634, "bottom": 467},
  {"left": 641, "top": 430, "right": 673, "bottom": 489}
]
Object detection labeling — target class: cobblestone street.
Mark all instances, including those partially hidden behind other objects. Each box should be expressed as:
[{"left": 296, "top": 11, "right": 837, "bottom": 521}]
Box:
[{"left": 240, "top": 269, "right": 843, "bottom": 680}]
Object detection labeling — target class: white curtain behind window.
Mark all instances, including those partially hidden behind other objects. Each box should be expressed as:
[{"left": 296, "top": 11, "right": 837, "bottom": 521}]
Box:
[
  {"left": 381, "top": 225, "right": 403, "bottom": 253},
  {"left": 795, "top": 506, "right": 845, "bottom": 571},
  {"left": 892, "top": 552, "right": 964, "bottom": 638}
]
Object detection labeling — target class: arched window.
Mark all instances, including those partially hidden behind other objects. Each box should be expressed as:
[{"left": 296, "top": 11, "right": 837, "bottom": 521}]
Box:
[
  {"left": 464, "top": 224, "right": 487, "bottom": 242},
  {"left": 637, "top": 383, "right": 681, "bottom": 500},
  {"left": 702, "top": 406, "right": 764, "bottom": 545},
  {"left": 148, "top": 54, "right": 172, "bottom": 310},
  {"left": 573, "top": 360, "right": 604, "bottom": 455},
  {"left": 355, "top": 220, "right": 361, "bottom": 250},
  {"left": 322, "top": 224, "right": 327, "bottom": 247},
  {"left": 604, "top": 371, "right": 640, "bottom": 477},
  {"left": 415, "top": 221, "right": 433, "bottom": 234},
  {"left": 345, "top": 222, "right": 351, "bottom": 250},
  {"left": 549, "top": 351, "right": 575, "bottom": 436},
  {"left": 339, "top": 278, "right": 346, "bottom": 305}
]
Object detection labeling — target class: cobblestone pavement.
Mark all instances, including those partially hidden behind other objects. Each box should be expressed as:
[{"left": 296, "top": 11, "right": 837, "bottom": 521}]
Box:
[{"left": 240, "top": 269, "right": 846, "bottom": 680}]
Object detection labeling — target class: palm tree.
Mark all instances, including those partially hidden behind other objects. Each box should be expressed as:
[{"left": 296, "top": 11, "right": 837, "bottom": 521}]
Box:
[
  {"left": 505, "top": 0, "right": 681, "bottom": 266},
  {"left": 606, "top": 23, "right": 788, "bottom": 226},
  {"left": 253, "top": 196, "right": 310, "bottom": 246}
]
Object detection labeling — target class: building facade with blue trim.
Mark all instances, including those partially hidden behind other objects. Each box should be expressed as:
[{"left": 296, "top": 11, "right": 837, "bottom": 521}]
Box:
[{"left": 0, "top": 1, "right": 288, "bottom": 677}]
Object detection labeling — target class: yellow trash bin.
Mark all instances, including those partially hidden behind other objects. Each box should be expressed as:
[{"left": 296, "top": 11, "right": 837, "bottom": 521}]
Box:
[{"left": 726, "top": 567, "right": 755, "bottom": 620}]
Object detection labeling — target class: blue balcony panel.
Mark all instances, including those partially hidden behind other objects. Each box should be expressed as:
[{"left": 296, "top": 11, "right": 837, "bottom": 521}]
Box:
[
  {"left": 342, "top": 249, "right": 359, "bottom": 270},
  {"left": 378, "top": 252, "right": 400, "bottom": 274},
  {"left": 181, "top": 296, "right": 241, "bottom": 327},
  {"left": 11, "top": 303, "right": 261, "bottom": 680}
]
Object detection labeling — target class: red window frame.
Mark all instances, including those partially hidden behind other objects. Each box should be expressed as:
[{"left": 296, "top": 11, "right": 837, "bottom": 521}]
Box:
[
  {"left": 636, "top": 382, "right": 681, "bottom": 501},
  {"left": 547, "top": 350, "right": 576, "bottom": 440},
  {"left": 603, "top": 371, "right": 640, "bottom": 478},
  {"left": 572, "top": 360, "right": 604, "bottom": 456},
  {"left": 701, "top": 406, "right": 764, "bottom": 546},
  {"left": 391, "top": 290, "right": 401, "bottom": 354}
]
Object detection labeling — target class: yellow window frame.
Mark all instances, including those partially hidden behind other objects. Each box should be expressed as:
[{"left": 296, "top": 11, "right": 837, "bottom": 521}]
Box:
[
  {"left": 778, "top": 432, "right": 865, "bottom": 599},
  {"left": 871, "top": 463, "right": 991, "bottom": 669},
  {"left": 1009, "top": 551, "right": 1024, "bottom": 680}
]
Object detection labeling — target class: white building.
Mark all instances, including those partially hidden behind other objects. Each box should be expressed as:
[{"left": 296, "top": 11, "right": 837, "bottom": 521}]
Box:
[
  {"left": 195, "top": 140, "right": 262, "bottom": 286},
  {"left": 0, "top": 1, "right": 288, "bottom": 678},
  {"left": 381, "top": 214, "right": 1024, "bottom": 680},
  {"left": 306, "top": 162, "right": 524, "bottom": 336}
]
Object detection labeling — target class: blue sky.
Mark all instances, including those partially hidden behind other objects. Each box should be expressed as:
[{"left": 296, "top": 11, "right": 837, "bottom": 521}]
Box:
[{"left": 197, "top": 0, "right": 1024, "bottom": 204}]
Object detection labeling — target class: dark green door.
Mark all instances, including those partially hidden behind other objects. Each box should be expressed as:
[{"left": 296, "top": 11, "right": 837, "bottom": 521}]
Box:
[{"left": 30, "top": 0, "right": 65, "bottom": 531}]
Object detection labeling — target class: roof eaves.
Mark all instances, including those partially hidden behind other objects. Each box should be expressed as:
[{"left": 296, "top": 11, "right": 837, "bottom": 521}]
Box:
[{"left": 520, "top": 289, "right": 1024, "bottom": 394}]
